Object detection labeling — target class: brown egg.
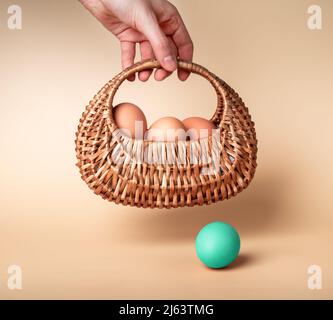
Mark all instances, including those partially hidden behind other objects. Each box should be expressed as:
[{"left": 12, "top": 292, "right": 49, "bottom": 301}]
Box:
[
  {"left": 113, "top": 102, "right": 147, "bottom": 139},
  {"left": 147, "top": 117, "right": 186, "bottom": 142},
  {"left": 182, "top": 117, "right": 216, "bottom": 141}
]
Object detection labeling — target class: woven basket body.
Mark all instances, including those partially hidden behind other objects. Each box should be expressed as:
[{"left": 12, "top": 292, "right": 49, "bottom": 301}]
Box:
[{"left": 75, "top": 59, "right": 257, "bottom": 208}]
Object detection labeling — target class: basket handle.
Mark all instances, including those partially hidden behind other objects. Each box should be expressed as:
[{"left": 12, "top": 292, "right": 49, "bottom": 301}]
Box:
[{"left": 106, "top": 59, "right": 228, "bottom": 127}]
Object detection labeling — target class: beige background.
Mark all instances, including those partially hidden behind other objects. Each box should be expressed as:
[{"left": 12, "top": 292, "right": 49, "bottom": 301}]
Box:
[{"left": 0, "top": 0, "right": 332, "bottom": 299}]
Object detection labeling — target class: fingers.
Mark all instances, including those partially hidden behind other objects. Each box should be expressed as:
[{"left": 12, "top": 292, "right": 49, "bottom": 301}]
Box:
[
  {"left": 136, "top": 11, "right": 177, "bottom": 72},
  {"left": 139, "top": 41, "right": 154, "bottom": 81},
  {"left": 171, "top": 16, "right": 194, "bottom": 81},
  {"left": 154, "top": 37, "right": 177, "bottom": 81},
  {"left": 121, "top": 41, "right": 136, "bottom": 81},
  {"left": 119, "top": 4, "right": 193, "bottom": 83}
]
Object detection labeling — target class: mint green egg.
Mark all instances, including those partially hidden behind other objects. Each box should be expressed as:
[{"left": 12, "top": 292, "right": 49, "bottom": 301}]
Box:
[{"left": 195, "top": 222, "right": 240, "bottom": 268}]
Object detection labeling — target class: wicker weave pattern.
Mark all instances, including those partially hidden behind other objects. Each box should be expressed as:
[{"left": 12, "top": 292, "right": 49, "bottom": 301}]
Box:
[{"left": 75, "top": 59, "right": 257, "bottom": 208}]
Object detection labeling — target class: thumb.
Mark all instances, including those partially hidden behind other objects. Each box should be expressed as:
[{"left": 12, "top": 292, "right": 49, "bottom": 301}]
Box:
[{"left": 137, "top": 13, "right": 177, "bottom": 72}]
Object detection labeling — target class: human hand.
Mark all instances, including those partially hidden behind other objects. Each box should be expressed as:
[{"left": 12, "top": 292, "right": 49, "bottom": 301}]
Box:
[{"left": 80, "top": 0, "right": 193, "bottom": 81}]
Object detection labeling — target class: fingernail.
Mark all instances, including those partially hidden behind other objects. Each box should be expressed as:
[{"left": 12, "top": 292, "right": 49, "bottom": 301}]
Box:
[
  {"left": 178, "top": 70, "right": 190, "bottom": 81},
  {"left": 163, "top": 56, "right": 177, "bottom": 71}
]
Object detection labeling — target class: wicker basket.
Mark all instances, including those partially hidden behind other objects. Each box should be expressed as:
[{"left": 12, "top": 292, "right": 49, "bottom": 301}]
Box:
[{"left": 75, "top": 59, "right": 257, "bottom": 209}]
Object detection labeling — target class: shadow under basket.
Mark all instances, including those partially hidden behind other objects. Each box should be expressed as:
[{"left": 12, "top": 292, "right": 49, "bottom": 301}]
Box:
[{"left": 75, "top": 59, "right": 258, "bottom": 209}]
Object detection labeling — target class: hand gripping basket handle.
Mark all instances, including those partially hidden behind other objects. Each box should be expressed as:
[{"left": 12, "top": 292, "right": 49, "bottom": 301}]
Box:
[{"left": 105, "top": 59, "right": 228, "bottom": 127}]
